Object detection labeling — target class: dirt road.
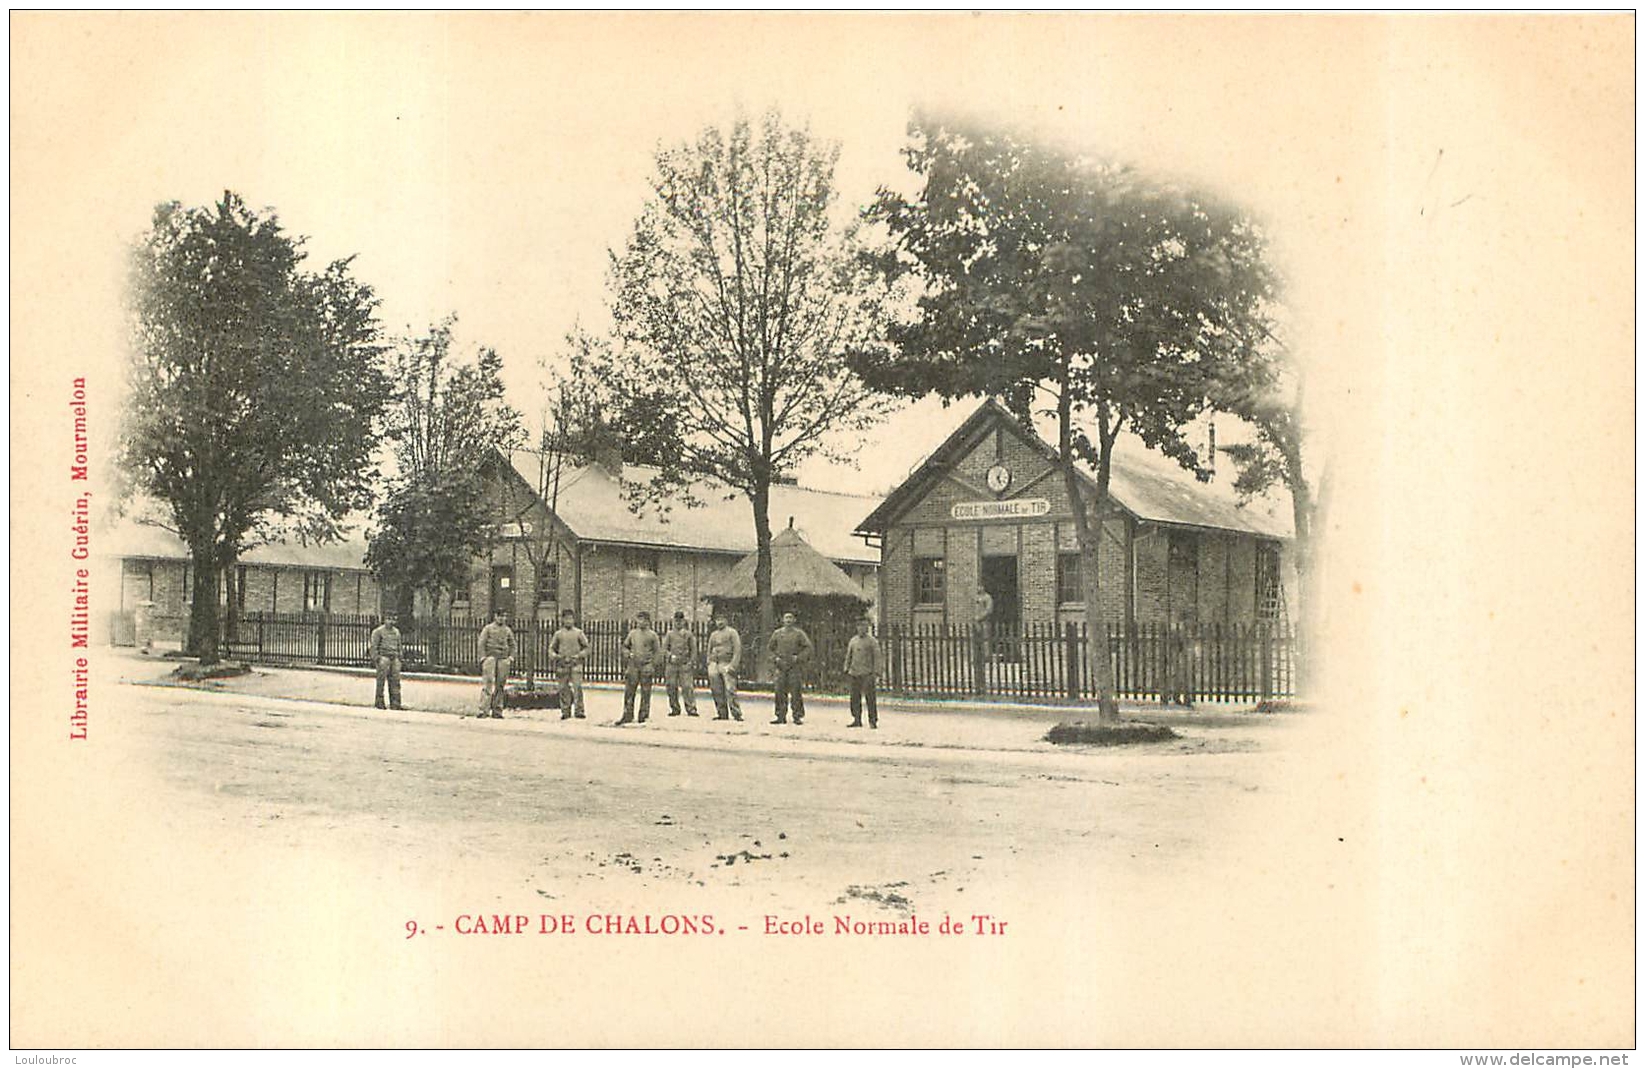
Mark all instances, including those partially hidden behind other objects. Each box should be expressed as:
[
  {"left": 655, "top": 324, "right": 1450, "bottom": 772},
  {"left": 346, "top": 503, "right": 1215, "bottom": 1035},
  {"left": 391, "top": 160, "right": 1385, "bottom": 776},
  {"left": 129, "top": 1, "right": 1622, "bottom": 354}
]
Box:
[
  {"left": 25, "top": 667, "right": 1364, "bottom": 1046},
  {"left": 120, "top": 677, "right": 1285, "bottom": 919}
]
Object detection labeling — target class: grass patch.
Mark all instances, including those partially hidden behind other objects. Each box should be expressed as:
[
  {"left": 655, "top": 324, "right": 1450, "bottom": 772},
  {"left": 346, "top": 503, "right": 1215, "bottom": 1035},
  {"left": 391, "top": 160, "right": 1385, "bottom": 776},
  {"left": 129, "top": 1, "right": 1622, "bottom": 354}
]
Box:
[
  {"left": 1045, "top": 721, "right": 1178, "bottom": 746},
  {"left": 169, "top": 661, "right": 254, "bottom": 683},
  {"left": 1253, "top": 699, "right": 1312, "bottom": 715}
]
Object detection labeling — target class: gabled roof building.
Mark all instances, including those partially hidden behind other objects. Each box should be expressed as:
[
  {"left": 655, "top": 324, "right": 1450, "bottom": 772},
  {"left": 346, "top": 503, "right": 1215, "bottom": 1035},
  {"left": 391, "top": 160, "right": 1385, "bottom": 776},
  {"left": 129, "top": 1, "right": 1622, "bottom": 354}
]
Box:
[
  {"left": 102, "top": 453, "right": 881, "bottom": 643},
  {"left": 469, "top": 450, "right": 881, "bottom": 624},
  {"left": 103, "top": 520, "right": 384, "bottom": 645},
  {"left": 855, "top": 399, "right": 1292, "bottom": 632}
]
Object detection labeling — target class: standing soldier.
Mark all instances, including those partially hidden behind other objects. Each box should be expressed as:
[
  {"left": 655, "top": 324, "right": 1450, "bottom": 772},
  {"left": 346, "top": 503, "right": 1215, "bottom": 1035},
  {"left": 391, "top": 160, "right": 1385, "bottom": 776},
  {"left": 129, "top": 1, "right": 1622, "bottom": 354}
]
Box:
[
  {"left": 843, "top": 617, "right": 881, "bottom": 729},
  {"left": 662, "top": 610, "right": 699, "bottom": 717},
  {"left": 548, "top": 607, "right": 590, "bottom": 720},
  {"left": 766, "top": 611, "right": 814, "bottom": 726},
  {"left": 618, "top": 611, "right": 662, "bottom": 725},
  {"left": 368, "top": 612, "right": 405, "bottom": 711},
  {"left": 705, "top": 614, "right": 743, "bottom": 722},
  {"left": 477, "top": 608, "right": 516, "bottom": 719}
]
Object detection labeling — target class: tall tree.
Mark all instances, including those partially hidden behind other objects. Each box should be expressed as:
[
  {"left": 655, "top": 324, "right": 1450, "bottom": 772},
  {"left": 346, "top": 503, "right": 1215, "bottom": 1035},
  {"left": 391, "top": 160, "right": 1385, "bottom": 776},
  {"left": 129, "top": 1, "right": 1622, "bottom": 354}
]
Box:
[
  {"left": 593, "top": 109, "right": 893, "bottom": 670},
  {"left": 366, "top": 317, "right": 523, "bottom": 622},
  {"left": 120, "top": 192, "right": 389, "bottom": 665},
  {"left": 491, "top": 338, "right": 612, "bottom": 686},
  {"left": 854, "top": 116, "right": 1278, "bottom": 720},
  {"left": 1212, "top": 332, "right": 1321, "bottom": 690}
]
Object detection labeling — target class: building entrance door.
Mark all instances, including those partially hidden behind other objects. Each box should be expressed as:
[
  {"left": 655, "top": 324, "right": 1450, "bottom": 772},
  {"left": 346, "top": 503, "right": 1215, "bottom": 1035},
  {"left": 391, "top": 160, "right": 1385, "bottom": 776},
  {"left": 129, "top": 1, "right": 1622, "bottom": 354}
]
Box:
[
  {"left": 490, "top": 565, "right": 515, "bottom": 616},
  {"left": 980, "top": 554, "right": 1021, "bottom": 665},
  {"left": 980, "top": 554, "right": 1020, "bottom": 628}
]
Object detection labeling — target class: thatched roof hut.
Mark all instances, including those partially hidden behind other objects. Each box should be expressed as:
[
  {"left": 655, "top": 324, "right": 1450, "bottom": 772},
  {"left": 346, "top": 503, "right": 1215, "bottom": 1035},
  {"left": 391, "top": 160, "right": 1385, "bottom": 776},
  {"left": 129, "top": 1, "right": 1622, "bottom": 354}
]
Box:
[
  {"left": 704, "top": 526, "right": 871, "bottom": 636},
  {"left": 707, "top": 527, "right": 870, "bottom": 603}
]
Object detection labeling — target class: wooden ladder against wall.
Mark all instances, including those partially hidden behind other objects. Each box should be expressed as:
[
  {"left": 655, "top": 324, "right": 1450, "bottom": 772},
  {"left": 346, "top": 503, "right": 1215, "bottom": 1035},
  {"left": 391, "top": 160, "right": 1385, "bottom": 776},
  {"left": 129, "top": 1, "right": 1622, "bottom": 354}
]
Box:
[
  {"left": 1257, "top": 548, "right": 1288, "bottom": 628},
  {"left": 1260, "top": 575, "right": 1288, "bottom": 627}
]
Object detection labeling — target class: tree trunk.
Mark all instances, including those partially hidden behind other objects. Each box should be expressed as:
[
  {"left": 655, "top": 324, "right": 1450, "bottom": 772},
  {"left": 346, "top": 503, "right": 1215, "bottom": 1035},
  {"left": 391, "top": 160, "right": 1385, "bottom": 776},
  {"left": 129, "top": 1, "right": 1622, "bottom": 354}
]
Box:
[
  {"left": 421, "top": 582, "right": 445, "bottom": 668},
  {"left": 1061, "top": 462, "right": 1120, "bottom": 723},
  {"left": 1292, "top": 465, "right": 1324, "bottom": 698},
  {"left": 750, "top": 484, "right": 775, "bottom": 682},
  {"left": 1277, "top": 437, "right": 1316, "bottom": 697},
  {"left": 222, "top": 552, "right": 239, "bottom": 643},
  {"left": 186, "top": 544, "right": 222, "bottom": 666},
  {"left": 520, "top": 540, "right": 556, "bottom": 689},
  {"left": 1055, "top": 389, "right": 1119, "bottom": 723}
]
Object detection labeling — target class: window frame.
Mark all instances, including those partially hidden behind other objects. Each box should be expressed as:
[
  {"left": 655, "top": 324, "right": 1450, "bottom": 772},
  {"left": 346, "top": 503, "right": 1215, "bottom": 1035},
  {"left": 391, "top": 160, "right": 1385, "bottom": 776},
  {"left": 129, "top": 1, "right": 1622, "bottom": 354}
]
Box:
[
  {"left": 623, "top": 548, "right": 660, "bottom": 578},
  {"left": 913, "top": 556, "right": 946, "bottom": 607},
  {"left": 1168, "top": 530, "right": 1198, "bottom": 567},
  {"left": 1055, "top": 551, "right": 1084, "bottom": 606},
  {"left": 303, "top": 570, "right": 333, "bottom": 614}
]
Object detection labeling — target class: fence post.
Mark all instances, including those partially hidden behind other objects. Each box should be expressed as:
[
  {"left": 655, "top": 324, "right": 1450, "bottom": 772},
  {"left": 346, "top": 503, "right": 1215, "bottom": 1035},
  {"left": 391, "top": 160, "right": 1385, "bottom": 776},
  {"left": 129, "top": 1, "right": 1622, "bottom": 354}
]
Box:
[
  {"left": 1064, "top": 622, "right": 1080, "bottom": 700},
  {"left": 1106, "top": 622, "right": 1117, "bottom": 700},
  {"left": 1260, "top": 624, "right": 1273, "bottom": 700},
  {"left": 316, "top": 614, "right": 327, "bottom": 663},
  {"left": 971, "top": 624, "right": 987, "bottom": 697}
]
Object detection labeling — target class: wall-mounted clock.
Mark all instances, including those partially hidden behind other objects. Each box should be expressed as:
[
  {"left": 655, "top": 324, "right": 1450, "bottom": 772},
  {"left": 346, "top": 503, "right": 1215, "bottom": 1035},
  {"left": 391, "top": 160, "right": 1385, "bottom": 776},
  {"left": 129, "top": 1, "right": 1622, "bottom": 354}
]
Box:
[{"left": 985, "top": 464, "right": 1012, "bottom": 493}]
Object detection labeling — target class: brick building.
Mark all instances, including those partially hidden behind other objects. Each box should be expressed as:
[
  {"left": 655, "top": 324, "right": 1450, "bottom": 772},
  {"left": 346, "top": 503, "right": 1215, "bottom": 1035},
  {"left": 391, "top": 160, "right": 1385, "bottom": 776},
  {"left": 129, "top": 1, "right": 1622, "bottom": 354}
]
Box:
[
  {"left": 106, "top": 453, "right": 880, "bottom": 641},
  {"left": 856, "top": 400, "right": 1291, "bottom": 633},
  {"left": 455, "top": 449, "right": 881, "bottom": 624},
  {"left": 105, "top": 521, "right": 382, "bottom": 645}
]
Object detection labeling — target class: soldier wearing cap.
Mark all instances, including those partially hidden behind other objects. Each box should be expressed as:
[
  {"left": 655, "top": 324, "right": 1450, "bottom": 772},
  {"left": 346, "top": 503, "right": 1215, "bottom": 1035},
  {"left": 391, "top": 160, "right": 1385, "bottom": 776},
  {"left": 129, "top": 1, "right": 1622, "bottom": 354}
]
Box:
[
  {"left": 368, "top": 612, "right": 405, "bottom": 710},
  {"left": 766, "top": 611, "right": 814, "bottom": 726},
  {"left": 662, "top": 610, "right": 700, "bottom": 718},
  {"left": 548, "top": 607, "right": 590, "bottom": 720},
  {"left": 705, "top": 614, "right": 743, "bottom": 721},
  {"left": 618, "top": 611, "right": 662, "bottom": 725},
  {"left": 843, "top": 617, "right": 882, "bottom": 729},
  {"left": 477, "top": 608, "right": 516, "bottom": 719}
]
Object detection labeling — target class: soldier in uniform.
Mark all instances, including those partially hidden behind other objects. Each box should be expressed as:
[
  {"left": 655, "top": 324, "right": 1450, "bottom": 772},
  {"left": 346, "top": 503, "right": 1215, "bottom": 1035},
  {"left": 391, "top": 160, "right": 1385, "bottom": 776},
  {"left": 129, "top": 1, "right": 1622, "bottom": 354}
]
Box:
[
  {"left": 705, "top": 614, "right": 743, "bottom": 721},
  {"left": 368, "top": 612, "right": 405, "bottom": 710},
  {"left": 843, "top": 617, "right": 881, "bottom": 729},
  {"left": 661, "top": 610, "right": 699, "bottom": 717},
  {"left": 619, "top": 611, "right": 662, "bottom": 725},
  {"left": 477, "top": 608, "right": 516, "bottom": 719},
  {"left": 548, "top": 607, "right": 590, "bottom": 720},
  {"left": 766, "top": 611, "right": 814, "bottom": 726}
]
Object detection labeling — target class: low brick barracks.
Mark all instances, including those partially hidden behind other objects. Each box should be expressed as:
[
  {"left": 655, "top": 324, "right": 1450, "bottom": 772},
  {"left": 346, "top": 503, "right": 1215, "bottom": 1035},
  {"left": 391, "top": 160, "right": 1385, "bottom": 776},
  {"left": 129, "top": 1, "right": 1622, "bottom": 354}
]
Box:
[{"left": 103, "top": 399, "right": 1291, "bottom": 644}]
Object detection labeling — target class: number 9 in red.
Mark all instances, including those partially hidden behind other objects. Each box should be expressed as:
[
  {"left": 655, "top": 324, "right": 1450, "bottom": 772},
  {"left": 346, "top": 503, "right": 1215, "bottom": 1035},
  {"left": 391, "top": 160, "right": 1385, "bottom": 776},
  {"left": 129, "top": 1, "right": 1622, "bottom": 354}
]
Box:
[{"left": 405, "top": 920, "right": 420, "bottom": 939}]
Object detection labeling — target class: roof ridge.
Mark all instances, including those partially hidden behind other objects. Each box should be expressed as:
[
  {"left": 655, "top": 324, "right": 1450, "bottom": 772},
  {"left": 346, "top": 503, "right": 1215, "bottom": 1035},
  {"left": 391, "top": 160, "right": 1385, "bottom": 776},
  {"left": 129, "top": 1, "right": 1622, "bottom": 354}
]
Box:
[
  {"left": 568, "top": 458, "right": 880, "bottom": 501},
  {"left": 855, "top": 397, "right": 1290, "bottom": 540}
]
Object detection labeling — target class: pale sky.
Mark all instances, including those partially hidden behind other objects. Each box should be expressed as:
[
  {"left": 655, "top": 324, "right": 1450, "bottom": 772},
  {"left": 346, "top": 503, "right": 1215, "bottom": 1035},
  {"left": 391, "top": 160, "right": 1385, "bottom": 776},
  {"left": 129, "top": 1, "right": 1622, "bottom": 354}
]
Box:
[{"left": 16, "top": 13, "right": 1469, "bottom": 499}]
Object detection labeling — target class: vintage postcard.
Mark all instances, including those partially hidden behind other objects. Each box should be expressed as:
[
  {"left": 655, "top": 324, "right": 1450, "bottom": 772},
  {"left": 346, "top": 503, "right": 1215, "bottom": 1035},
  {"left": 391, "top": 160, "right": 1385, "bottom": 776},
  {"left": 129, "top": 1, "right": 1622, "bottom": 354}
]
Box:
[{"left": 9, "top": 13, "right": 1634, "bottom": 1050}]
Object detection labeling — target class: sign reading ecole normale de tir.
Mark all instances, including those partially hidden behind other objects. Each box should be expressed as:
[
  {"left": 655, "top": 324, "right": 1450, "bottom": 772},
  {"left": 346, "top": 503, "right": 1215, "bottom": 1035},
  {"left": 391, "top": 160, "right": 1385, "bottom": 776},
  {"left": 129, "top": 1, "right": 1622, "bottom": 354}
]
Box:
[{"left": 949, "top": 499, "right": 1051, "bottom": 521}]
